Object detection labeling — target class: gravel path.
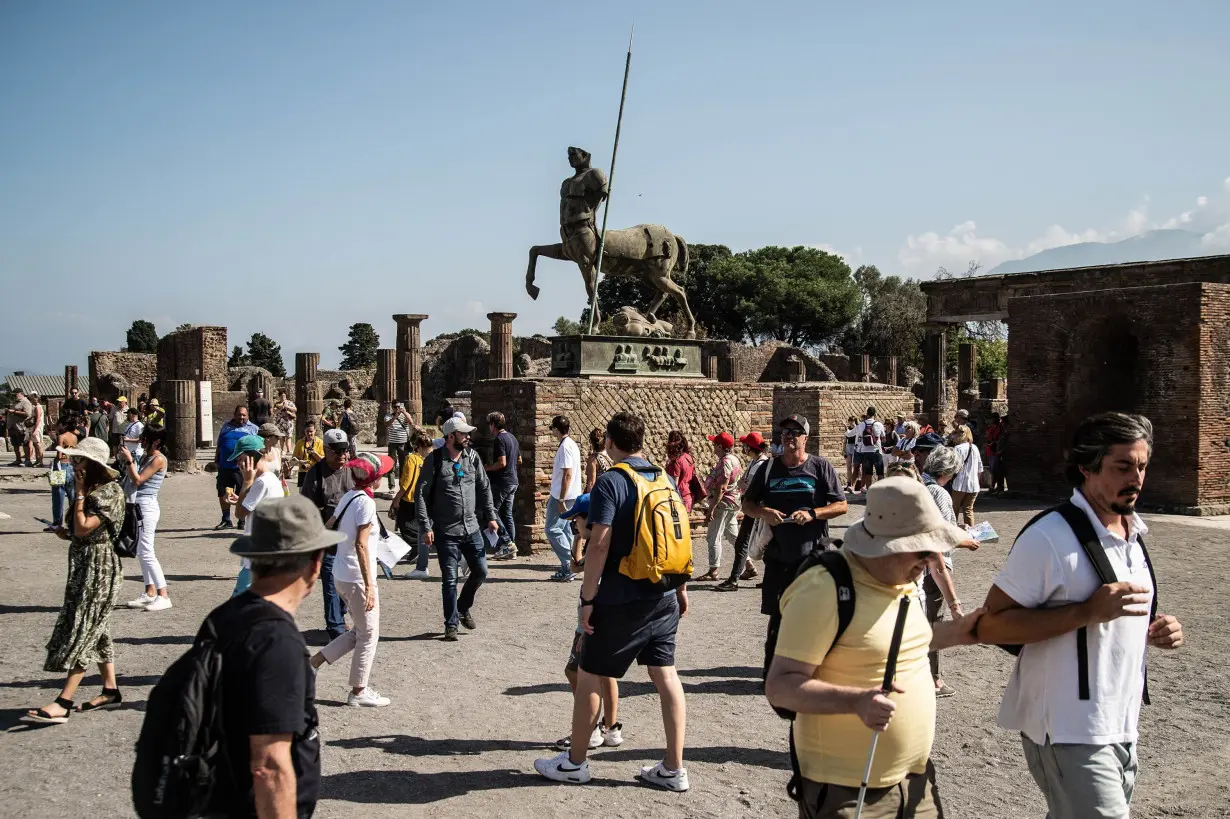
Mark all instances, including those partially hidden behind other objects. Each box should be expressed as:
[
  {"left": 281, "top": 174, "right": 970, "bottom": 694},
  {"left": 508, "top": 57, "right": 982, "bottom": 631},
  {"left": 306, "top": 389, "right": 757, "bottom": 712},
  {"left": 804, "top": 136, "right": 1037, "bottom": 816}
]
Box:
[{"left": 1, "top": 471, "right": 1226, "bottom": 818}]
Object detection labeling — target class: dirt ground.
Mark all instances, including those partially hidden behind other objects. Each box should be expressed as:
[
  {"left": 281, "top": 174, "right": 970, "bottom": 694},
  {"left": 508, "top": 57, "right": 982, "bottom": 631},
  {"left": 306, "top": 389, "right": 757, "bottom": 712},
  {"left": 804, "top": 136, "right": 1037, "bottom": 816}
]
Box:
[{"left": 1, "top": 466, "right": 1227, "bottom": 818}]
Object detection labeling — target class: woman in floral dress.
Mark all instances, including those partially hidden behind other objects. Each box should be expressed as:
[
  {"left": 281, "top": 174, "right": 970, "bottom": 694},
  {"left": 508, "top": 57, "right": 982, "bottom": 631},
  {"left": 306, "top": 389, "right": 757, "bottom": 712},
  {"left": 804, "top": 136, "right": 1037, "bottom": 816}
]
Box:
[{"left": 24, "top": 437, "right": 125, "bottom": 724}]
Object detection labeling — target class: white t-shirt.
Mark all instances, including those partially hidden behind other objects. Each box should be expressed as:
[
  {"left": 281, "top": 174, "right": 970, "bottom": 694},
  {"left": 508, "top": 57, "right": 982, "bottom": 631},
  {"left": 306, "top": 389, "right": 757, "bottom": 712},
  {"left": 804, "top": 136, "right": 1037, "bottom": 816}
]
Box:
[
  {"left": 993, "top": 490, "right": 1153, "bottom": 745},
  {"left": 124, "top": 420, "right": 145, "bottom": 459},
  {"left": 854, "top": 420, "right": 883, "bottom": 454},
  {"left": 332, "top": 489, "right": 377, "bottom": 585},
  {"left": 551, "top": 436, "right": 582, "bottom": 500},
  {"left": 951, "top": 442, "right": 983, "bottom": 493},
  {"left": 240, "top": 471, "right": 284, "bottom": 570}
]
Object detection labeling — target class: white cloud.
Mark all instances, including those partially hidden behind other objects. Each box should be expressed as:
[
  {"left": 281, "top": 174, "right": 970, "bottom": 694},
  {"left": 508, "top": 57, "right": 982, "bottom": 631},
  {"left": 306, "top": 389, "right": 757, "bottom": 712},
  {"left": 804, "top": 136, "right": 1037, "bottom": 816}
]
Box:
[
  {"left": 464, "top": 300, "right": 485, "bottom": 316},
  {"left": 809, "top": 243, "right": 863, "bottom": 264},
  {"left": 898, "top": 221, "right": 1015, "bottom": 271}
]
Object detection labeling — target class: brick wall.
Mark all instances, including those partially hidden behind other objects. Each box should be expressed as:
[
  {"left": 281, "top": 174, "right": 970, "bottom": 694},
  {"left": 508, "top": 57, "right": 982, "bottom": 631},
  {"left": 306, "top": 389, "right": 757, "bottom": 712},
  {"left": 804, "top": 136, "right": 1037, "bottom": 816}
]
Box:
[
  {"left": 1008, "top": 283, "right": 1203, "bottom": 509},
  {"left": 1198, "top": 284, "right": 1230, "bottom": 508},
  {"left": 89, "top": 351, "right": 157, "bottom": 402},
  {"left": 470, "top": 377, "right": 774, "bottom": 552},
  {"left": 773, "top": 383, "right": 917, "bottom": 460}
]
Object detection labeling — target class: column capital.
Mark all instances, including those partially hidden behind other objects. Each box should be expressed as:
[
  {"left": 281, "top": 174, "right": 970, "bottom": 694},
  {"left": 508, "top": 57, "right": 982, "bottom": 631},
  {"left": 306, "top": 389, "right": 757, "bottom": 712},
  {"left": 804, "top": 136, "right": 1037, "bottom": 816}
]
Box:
[
  {"left": 392, "top": 313, "right": 429, "bottom": 325},
  {"left": 486, "top": 312, "right": 518, "bottom": 322}
]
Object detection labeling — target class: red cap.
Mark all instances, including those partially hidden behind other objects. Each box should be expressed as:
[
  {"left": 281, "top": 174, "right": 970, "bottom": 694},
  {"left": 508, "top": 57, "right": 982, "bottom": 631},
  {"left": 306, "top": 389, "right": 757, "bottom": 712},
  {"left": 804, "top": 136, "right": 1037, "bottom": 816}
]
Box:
[
  {"left": 707, "top": 431, "right": 735, "bottom": 450},
  {"left": 739, "top": 431, "right": 767, "bottom": 452}
]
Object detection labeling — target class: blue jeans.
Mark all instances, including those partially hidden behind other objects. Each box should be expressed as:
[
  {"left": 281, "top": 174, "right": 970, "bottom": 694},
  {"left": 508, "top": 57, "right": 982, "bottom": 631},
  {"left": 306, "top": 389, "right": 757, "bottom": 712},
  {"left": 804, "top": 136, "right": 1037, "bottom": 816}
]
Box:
[
  {"left": 51, "top": 461, "right": 75, "bottom": 528},
  {"left": 436, "top": 530, "right": 488, "bottom": 628},
  {"left": 492, "top": 484, "right": 518, "bottom": 549},
  {"left": 321, "top": 551, "right": 347, "bottom": 639},
  {"left": 545, "top": 497, "right": 574, "bottom": 573}
]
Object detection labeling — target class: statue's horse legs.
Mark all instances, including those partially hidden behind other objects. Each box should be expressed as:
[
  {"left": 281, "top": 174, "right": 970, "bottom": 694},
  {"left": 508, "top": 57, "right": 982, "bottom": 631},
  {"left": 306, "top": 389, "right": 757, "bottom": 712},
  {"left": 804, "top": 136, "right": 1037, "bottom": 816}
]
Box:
[
  {"left": 526, "top": 243, "right": 569, "bottom": 300},
  {"left": 643, "top": 263, "right": 697, "bottom": 339}
]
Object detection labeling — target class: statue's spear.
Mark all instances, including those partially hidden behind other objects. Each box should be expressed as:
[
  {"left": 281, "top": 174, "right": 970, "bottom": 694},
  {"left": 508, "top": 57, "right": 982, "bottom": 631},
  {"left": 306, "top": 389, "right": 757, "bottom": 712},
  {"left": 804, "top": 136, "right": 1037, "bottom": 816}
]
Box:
[{"left": 585, "top": 25, "right": 634, "bottom": 336}]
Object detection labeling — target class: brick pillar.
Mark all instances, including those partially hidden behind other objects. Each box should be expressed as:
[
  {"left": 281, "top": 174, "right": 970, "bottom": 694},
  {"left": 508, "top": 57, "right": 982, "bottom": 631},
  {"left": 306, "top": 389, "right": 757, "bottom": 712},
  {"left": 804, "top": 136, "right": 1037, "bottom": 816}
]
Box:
[
  {"left": 786, "top": 354, "right": 806, "bottom": 382},
  {"left": 487, "top": 312, "right": 517, "bottom": 380},
  {"left": 393, "top": 314, "right": 428, "bottom": 423},
  {"left": 295, "top": 353, "right": 321, "bottom": 435},
  {"left": 165, "top": 380, "right": 198, "bottom": 472},
  {"left": 957, "top": 343, "right": 977, "bottom": 394},
  {"left": 64, "top": 365, "right": 78, "bottom": 399},
  {"left": 884, "top": 356, "right": 898, "bottom": 387},
  {"left": 923, "top": 329, "right": 947, "bottom": 419},
  {"left": 48, "top": 398, "right": 63, "bottom": 424},
  {"left": 374, "top": 348, "right": 396, "bottom": 445},
  {"left": 717, "top": 356, "right": 739, "bottom": 383}
]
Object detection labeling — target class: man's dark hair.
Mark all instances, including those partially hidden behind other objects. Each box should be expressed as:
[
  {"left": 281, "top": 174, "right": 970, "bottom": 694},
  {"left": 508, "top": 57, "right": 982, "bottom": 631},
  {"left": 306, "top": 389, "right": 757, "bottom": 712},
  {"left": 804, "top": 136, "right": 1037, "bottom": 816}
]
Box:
[
  {"left": 13, "top": 388, "right": 23, "bottom": 396},
  {"left": 865, "top": 406, "right": 877, "bottom": 417},
  {"left": 606, "top": 411, "right": 645, "bottom": 453},
  {"left": 410, "top": 429, "right": 433, "bottom": 450},
  {"left": 250, "top": 551, "right": 322, "bottom": 579},
  {"left": 343, "top": 399, "right": 353, "bottom": 409},
  {"left": 1064, "top": 412, "right": 1153, "bottom": 486},
  {"left": 233, "top": 404, "right": 248, "bottom": 416},
  {"left": 550, "top": 415, "right": 571, "bottom": 435},
  {"left": 487, "top": 411, "right": 506, "bottom": 430}
]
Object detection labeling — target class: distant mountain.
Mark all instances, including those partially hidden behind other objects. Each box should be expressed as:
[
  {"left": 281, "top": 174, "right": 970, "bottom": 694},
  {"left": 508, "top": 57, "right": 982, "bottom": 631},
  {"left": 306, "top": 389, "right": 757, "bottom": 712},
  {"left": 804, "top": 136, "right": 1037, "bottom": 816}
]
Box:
[{"left": 988, "top": 229, "right": 1217, "bottom": 275}]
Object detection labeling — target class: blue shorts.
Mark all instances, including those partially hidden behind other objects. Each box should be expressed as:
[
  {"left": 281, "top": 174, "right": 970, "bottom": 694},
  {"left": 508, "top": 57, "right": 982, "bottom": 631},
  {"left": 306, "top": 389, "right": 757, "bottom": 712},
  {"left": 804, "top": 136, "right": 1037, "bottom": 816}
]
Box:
[
  {"left": 856, "top": 450, "right": 885, "bottom": 477},
  {"left": 581, "top": 594, "right": 679, "bottom": 678}
]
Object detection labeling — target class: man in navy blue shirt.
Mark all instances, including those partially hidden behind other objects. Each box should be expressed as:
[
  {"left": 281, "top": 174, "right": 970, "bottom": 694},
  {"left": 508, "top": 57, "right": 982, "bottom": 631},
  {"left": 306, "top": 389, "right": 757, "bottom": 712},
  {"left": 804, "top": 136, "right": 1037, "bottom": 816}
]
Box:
[
  {"left": 215, "top": 405, "right": 259, "bottom": 530},
  {"left": 484, "top": 411, "right": 521, "bottom": 560},
  {"left": 534, "top": 411, "right": 691, "bottom": 792}
]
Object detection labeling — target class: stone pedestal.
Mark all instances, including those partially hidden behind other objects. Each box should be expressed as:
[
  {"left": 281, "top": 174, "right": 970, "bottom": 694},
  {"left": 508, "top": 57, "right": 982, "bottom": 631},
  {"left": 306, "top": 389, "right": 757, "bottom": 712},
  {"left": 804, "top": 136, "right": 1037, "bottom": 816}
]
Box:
[
  {"left": 166, "top": 380, "right": 198, "bottom": 472},
  {"left": 487, "top": 312, "right": 517, "bottom": 380},
  {"left": 295, "top": 353, "right": 322, "bottom": 435},
  {"left": 549, "top": 335, "right": 705, "bottom": 379},
  {"left": 957, "top": 343, "right": 977, "bottom": 392},
  {"left": 64, "top": 365, "right": 78, "bottom": 399},
  {"left": 374, "top": 348, "right": 396, "bottom": 445},
  {"left": 393, "top": 314, "right": 428, "bottom": 423}
]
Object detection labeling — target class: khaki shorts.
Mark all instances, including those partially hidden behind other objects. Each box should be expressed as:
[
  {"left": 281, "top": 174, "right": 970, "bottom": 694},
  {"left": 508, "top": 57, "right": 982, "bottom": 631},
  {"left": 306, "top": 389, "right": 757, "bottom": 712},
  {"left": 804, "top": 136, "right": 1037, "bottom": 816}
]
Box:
[{"left": 796, "top": 760, "right": 943, "bottom": 819}]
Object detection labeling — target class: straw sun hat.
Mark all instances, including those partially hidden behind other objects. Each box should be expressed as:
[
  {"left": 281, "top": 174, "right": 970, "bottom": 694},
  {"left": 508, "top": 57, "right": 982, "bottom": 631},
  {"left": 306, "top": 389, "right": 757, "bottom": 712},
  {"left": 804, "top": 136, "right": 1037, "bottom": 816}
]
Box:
[
  {"left": 843, "top": 476, "right": 968, "bottom": 558},
  {"left": 55, "top": 437, "right": 118, "bottom": 479}
]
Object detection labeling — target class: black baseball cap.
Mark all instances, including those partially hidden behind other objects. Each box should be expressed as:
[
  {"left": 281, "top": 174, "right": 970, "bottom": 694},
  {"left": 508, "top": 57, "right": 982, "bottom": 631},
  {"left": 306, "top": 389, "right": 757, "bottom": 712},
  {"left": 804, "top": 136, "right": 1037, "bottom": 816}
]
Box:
[{"left": 778, "top": 415, "right": 810, "bottom": 435}]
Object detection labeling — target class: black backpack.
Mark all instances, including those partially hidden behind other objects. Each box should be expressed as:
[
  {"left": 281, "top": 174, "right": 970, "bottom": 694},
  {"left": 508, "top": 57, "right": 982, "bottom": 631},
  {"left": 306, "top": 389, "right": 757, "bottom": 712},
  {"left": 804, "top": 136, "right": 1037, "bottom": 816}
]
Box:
[
  {"left": 997, "top": 500, "right": 1158, "bottom": 703},
  {"left": 132, "top": 605, "right": 284, "bottom": 818}
]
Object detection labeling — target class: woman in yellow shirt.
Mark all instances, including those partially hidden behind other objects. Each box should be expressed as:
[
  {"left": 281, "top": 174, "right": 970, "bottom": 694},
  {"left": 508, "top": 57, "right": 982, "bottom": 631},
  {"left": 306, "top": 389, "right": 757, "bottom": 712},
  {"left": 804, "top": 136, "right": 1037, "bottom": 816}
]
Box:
[
  {"left": 293, "top": 420, "right": 325, "bottom": 488},
  {"left": 389, "top": 430, "right": 434, "bottom": 579}
]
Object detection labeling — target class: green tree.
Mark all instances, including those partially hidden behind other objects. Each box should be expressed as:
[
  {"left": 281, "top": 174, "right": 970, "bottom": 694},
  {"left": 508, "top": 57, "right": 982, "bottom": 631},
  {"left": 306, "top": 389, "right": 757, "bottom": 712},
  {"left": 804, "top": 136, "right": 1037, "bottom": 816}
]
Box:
[
  {"left": 841, "top": 265, "right": 927, "bottom": 367},
  {"left": 246, "top": 333, "right": 286, "bottom": 377},
  {"left": 553, "top": 316, "right": 582, "bottom": 335},
  {"left": 338, "top": 322, "right": 380, "bottom": 370},
  {"left": 592, "top": 243, "right": 734, "bottom": 336},
  {"left": 126, "top": 320, "right": 159, "bottom": 353},
  {"left": 227, "top": 345, "right": 250, "bottom": 367}
]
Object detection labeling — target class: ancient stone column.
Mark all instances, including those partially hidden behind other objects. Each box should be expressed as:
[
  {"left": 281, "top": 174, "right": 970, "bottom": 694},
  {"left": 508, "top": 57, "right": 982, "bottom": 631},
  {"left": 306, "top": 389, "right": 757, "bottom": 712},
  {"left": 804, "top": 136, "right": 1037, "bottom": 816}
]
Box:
[
  {"left": 64, "top": 365, "right": 78, "bottom": 399},
  {"left": 393, "top": 314, "right": 428, "bottom": 423},
  {"left": 703, "top": 355, "right": 719, "bottom": 380},
  {"left": 487, "top": 312, "right": 517, "bottom": 380},
  {"left": 877, "top": 356, "right": 898, "bottom": 387},
  {"left": 374, "top": 348, "right": 396, "bottom": 445},
  {"left": 295, "top": 353, "right": 321, "bottom": 435},
  {"left": 858, "top": 354, "right": 871, "bottom": 383},
  {"left": 957, "top": 342, "right": 977, "bottom": 393},
  {"left": 786, "top": 354, "right": 806, "bottom": 382},
  {"left": 165, "top": 380, "right": 198, "bottom": 472},
  {"left": 923, "top": 329, "right": 948, "bottom": 419},
  {"left": 249, "top": 373, "right": 271, "bottom": 404}
]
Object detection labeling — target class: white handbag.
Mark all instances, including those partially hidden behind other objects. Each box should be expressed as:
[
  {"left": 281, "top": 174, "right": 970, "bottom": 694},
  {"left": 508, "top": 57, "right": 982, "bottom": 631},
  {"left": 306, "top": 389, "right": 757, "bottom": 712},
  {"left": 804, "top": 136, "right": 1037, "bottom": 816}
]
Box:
[
  {"left": 746, "top": 456, "right": 775, "bottom": 560},
  {"left": 372, "top": 516, "right": 413, "bottom": 569}
]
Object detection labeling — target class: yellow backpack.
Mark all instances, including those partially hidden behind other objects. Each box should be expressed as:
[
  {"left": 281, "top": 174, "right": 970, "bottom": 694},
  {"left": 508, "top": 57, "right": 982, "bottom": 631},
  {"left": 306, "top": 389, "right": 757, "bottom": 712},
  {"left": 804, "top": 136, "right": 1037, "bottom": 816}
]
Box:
[{"left": 612, "top": 462, "right": 693, "bottom": 589}]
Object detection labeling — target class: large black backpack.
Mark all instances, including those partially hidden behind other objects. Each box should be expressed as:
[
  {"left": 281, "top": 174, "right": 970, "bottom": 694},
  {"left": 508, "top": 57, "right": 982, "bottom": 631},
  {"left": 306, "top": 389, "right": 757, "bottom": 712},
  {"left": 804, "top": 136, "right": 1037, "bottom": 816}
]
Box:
[
  {"left": 998, "top": 500, "right": 1158, "bottom": 702},
  {"left": 132, "top": 605, "right": 283, "bottom": 818}
]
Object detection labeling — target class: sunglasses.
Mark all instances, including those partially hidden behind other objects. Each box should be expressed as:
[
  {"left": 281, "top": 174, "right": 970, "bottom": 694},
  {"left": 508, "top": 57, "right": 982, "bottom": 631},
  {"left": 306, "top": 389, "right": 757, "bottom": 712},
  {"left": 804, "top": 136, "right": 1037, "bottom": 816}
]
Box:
[
  {"left": 452, "top": 461, "right": 465, "bottom": 484},
  {"left": 780, "top": 428, "right": 805, "bottom": 438}
]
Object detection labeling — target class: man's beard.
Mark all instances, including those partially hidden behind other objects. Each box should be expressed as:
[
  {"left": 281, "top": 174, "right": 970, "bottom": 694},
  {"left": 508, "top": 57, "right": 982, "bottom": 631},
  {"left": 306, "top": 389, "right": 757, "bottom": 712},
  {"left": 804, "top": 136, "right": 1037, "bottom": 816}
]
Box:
[{"left": 1111, "top": 488, "right": 1141, "bottom": 515}]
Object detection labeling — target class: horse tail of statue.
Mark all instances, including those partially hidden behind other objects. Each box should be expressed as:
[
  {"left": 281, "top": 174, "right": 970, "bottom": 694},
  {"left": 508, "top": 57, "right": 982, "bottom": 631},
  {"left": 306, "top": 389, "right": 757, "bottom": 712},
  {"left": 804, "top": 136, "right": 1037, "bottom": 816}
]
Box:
[{"left": 675, "top": 234, "right": 689, "bottom": 278}]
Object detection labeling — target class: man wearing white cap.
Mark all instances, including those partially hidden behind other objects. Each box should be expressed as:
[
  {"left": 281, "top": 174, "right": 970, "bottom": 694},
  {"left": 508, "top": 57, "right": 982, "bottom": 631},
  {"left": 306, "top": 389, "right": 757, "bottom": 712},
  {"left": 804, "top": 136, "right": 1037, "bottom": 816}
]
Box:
[{"left": 765, "top": 477, "right": 984, "bottom": 818}]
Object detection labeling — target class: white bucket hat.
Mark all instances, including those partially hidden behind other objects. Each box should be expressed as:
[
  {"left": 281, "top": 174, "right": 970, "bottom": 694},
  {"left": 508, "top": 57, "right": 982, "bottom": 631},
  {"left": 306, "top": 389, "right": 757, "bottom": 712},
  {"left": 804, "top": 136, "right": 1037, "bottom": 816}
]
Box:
[
  {"left": 55, "top": 437, "right": 119, "bottom": 479},
  {"left": 843, "top": 476, "right": 968, "bottom": 558}
]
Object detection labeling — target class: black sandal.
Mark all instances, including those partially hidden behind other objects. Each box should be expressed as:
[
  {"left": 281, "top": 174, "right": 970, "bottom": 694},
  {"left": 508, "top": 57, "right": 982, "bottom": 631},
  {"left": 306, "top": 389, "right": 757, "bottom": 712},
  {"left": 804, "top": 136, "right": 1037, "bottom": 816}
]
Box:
[
  {"left": 76, "top": 687, "right": 122, "bottom": 713},
  {"left": 24, "top": 696, "right": 74, "bottom": 724}
]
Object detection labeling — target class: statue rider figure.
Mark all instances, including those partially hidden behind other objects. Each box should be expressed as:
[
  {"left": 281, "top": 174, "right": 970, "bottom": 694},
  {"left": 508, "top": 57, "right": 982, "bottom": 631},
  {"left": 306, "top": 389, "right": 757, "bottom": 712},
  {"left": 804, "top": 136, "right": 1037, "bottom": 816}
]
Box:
[{"left": 560, "top": 146, "right": 608, "bottom": 264}]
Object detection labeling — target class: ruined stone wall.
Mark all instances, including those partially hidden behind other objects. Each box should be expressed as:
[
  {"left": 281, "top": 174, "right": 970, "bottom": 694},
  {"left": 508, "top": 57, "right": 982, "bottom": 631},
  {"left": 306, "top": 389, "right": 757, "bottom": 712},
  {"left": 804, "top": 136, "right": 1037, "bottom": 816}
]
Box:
[
  {"left": 1008, "top": 283, "right": 1203, "bottom": 510},
  {"left": 773, "top": 383, "right": 917, "bottom": 460},
  {"left": 1198, "top": 284, "right": 1230, "bottom": 509},
  {"left": 470, "top": 378, "right": 774, "bottom": 552},
  {"left": 89, "top": 352, "right": 157, "bottom": 402}
]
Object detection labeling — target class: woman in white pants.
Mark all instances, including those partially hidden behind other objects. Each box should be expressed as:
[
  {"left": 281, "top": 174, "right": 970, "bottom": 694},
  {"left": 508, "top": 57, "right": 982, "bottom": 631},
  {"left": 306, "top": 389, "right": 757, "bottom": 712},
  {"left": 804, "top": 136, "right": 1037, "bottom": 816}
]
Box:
[
  {"left": 311, "top": 452, "right": 395, "bottom": 707},
  {"left": 119, "top": 425, "right": 170, "bottom": 611}
]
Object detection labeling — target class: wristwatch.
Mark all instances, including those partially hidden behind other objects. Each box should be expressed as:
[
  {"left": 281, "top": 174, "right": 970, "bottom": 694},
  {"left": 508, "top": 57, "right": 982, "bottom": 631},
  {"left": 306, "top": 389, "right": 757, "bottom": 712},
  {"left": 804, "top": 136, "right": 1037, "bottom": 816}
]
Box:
[{"left": 580, "top": 597, "right": 596, "bottom": 607}]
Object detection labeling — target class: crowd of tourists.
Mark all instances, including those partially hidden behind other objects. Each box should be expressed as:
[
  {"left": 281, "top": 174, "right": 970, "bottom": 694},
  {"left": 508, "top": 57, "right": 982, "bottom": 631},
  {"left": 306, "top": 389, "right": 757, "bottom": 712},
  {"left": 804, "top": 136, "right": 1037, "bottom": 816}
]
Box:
[{"left": 15, "top": 392, "right": 1184, "bottom": 819}]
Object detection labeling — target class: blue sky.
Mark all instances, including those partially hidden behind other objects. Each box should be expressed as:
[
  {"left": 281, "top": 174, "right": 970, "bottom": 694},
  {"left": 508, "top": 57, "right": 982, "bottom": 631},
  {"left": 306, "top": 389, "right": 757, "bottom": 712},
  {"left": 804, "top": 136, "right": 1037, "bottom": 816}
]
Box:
[{"left": 3, "top": 0, "right": 1228, "bottom": 376}]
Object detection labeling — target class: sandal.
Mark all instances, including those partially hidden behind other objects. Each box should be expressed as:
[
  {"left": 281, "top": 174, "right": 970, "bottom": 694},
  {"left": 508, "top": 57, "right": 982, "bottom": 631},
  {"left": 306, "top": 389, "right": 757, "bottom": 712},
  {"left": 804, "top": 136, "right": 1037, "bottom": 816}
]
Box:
[
  {"left": 24, "top": 696, "right": 74, "bottom": 724},
  {"left": 693, "top": 570, "right": 719, "bottom": 582},
  {"left": 76, "top": 687, "right": 122, "bottom": 713}
]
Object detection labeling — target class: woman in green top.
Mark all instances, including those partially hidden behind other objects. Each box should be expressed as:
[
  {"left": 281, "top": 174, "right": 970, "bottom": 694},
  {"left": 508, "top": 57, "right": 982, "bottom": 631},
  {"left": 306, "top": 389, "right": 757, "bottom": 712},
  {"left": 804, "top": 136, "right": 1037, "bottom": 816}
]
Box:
[{"left": 24, "top": 437, "right": 126, "bottom": 724}]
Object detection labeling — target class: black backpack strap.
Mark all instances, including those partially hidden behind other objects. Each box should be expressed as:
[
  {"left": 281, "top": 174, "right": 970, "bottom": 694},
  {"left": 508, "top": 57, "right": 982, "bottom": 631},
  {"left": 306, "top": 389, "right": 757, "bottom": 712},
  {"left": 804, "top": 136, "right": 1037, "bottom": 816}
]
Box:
[
  {"left": 1138, "top": 534, "right": 1157, "bottom": 706},
  {"left": 1054, "top": 501, "right": 1117, "bottom": 701},
  {"left": 331, "top": 495, "right": 360, "bottom": 531}
]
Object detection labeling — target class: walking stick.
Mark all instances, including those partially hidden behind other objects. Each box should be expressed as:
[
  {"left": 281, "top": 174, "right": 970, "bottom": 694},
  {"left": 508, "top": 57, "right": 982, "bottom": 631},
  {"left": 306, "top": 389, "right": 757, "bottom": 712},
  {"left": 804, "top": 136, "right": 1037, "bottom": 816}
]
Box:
[{"left": 854, "top": 594, "right": 913, "bottom": 819}]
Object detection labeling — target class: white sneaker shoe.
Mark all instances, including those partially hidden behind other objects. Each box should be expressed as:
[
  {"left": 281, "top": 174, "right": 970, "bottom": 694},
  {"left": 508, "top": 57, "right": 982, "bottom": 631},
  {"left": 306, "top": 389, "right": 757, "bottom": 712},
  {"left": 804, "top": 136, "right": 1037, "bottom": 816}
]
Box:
[
  {"left": 553, "top": 724, "right": 603, "bottom": 751},
  {"left": 638, "top": 761, "right": 689, "bottom": 792},
  {"left": 126, "top": 593, "right": 156, "bottom": 609},
  {"left": 404, "top": 568, "right": 430, "bottom": 579},
  {"left": 602, "top": 722, "right": 624, "bottom": 747},
  {"left": 534, "top": 751, "right": 592, "bottom": 784},
  {"left": 347, "top": 688, "right": 391, "bottom": 708},
  {"left": 143, "top": 596, "right": 173, "bottom": 612}
]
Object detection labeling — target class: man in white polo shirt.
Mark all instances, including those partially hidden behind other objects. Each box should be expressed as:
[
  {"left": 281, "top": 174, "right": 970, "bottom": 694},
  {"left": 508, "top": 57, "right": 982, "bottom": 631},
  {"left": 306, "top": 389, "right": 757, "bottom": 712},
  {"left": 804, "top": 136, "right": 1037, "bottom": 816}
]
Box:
[{"left": 976, "top": 412, "right": 1184, "bottom": 819}]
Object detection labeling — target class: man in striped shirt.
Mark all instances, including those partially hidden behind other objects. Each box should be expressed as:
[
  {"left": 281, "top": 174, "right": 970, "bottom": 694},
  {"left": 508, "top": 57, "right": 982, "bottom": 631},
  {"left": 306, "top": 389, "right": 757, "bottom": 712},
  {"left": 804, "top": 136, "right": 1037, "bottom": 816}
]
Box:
[{"left": 385, "top": 401, "right": 412, "bottom": 491}]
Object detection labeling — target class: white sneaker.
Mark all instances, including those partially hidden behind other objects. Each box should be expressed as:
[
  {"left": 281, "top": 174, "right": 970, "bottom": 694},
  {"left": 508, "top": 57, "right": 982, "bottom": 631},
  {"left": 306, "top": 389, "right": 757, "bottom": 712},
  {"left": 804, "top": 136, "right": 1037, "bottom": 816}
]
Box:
[
  {"left": 143, "top": 596, "right": 173, "bottom": 612},
  {"left": 404, "top": 568, "right": 430, "bottom": 579},
  {"left": 347, "top": 688, "right": 391, "bottom": 708},
  {"left": 638, "top": 761, "right": 689, "bottom": 792},
  {"left": 534, "top": 751, "right": 591, "bottom": 784},
  {"left": 126, "top": 593, "right": 156, "bottom": 609},
  {"left": 553, "top": 724, "right": 603, "bottom": 751},
  {"left": 602, "top": 722, "right": 624, "bottom": 747}
]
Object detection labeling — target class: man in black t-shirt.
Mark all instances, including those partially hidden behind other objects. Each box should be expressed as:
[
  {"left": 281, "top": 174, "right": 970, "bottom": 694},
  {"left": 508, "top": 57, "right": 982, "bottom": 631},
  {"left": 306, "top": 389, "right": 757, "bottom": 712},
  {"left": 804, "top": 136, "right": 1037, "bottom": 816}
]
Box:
[
  {"left": 741, "top": 414, "right": 847, "bottom": 676},
  {"left": 484, "top": 411, "right": 521, "bottom": 560},
  {"left": 299, "top": 429, "right": 355, "bottom": 640},
  {"left": 212, "top": 494, "right": 344, "bottom": 819},
  {"left": 251, "top": 389, "right": 273, "bottom": 426}
]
